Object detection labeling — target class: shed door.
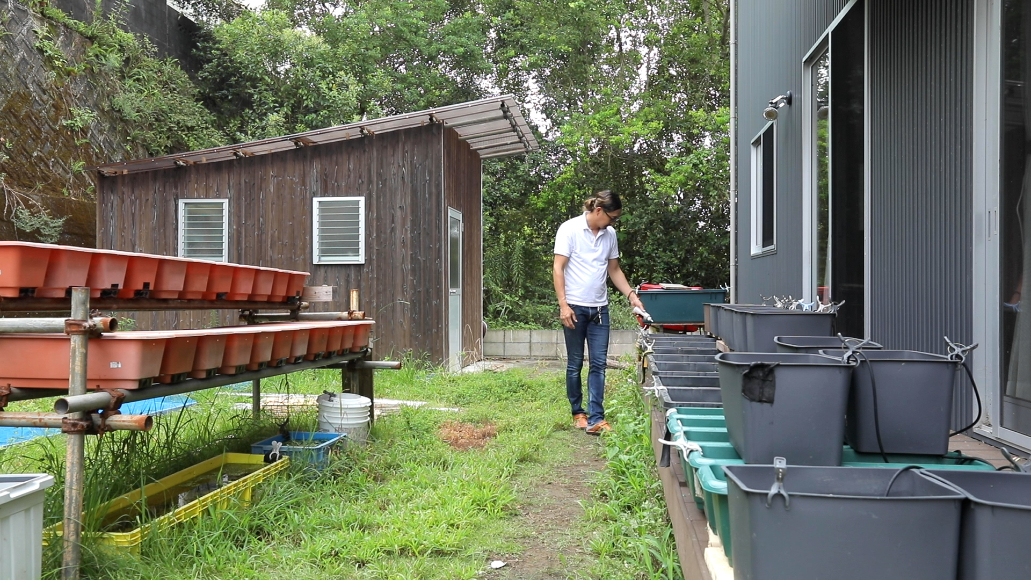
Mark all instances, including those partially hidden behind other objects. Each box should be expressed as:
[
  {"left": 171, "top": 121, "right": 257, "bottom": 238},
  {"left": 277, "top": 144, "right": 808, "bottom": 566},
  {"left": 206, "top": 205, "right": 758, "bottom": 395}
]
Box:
[{"left": 448, "top": 208, "right": 463, "bottom": 371}]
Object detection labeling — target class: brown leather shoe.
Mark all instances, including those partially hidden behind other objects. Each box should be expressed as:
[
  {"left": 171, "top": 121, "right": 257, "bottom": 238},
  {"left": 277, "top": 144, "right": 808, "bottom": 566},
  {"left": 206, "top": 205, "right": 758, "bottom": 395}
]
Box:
[
  {"left": 585, "top": 420, "right": 612, "bottom": 435},
  {"left": 573, "top": 413, "right": 588, "bottom": 429}
]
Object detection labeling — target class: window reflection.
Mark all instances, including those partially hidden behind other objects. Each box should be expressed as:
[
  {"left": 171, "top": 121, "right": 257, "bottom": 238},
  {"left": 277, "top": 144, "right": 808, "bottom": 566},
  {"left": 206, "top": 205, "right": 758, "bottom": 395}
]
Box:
[
  {"left": 1000, "top": 0, "right": 1031, "bottom": 434},
  {"left": 814, "top": 50, "right": 831, "bottom": 304}
]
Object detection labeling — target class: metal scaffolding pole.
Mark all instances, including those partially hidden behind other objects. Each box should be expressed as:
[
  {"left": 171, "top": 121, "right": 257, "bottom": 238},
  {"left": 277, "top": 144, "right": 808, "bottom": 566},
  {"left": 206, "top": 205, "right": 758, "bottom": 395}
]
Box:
[
  {"left": 62, "top": 288, "right": 89, "bottom": 580},
  {"left": 0, "top": 412, "right": 152, "bottom": 431}
]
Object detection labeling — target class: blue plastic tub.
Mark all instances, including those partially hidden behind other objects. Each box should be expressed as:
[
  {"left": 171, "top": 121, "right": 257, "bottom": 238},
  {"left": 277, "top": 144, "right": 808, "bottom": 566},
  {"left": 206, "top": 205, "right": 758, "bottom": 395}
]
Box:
[{"left": 251, "top": 431, "right": 346, "bottom": 466}]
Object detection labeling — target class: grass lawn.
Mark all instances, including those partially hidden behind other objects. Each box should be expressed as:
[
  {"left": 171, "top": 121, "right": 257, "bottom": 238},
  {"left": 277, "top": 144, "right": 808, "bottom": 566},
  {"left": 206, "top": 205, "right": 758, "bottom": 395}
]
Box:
[{"left": 0, "top": 356, "right": 680, "bottom": 580}]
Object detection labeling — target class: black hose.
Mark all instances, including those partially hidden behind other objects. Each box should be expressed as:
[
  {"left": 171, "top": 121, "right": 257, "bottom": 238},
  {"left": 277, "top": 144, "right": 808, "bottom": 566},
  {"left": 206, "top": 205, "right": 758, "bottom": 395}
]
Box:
[
  {"left": 951, "top": 361, "right": 983, "bottom": 436},
  {"left": 884, "top": 465, "right": 922, "bottom": 497},
  {"left": 855, "top": 351, "right": 890, "bottom": 464}
]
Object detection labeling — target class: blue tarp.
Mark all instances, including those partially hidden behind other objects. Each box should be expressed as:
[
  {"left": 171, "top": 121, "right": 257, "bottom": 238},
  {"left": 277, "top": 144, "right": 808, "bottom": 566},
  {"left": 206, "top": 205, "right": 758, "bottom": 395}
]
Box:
[{"left": 0, "top": 395, "right": 198, "bottom": 448}]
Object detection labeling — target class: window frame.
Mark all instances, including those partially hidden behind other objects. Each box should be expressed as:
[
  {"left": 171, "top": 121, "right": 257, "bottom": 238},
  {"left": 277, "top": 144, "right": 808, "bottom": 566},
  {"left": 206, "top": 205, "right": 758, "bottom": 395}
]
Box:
[
  {"left": 177, "top": 198, "right": 229, "bottom": 262},
  {"left": 313, "top": 196, "right": 366, "bottom": 265},
  {"left": 750, "top": 121, "right": 777, "bottom": 256}
]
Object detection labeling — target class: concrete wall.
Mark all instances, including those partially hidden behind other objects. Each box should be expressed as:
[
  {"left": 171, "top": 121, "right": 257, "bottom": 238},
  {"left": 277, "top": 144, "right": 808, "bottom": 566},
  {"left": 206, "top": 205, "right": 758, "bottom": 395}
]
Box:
[{"left": 483, "top": 329, "right": 638, "bottom": 359}]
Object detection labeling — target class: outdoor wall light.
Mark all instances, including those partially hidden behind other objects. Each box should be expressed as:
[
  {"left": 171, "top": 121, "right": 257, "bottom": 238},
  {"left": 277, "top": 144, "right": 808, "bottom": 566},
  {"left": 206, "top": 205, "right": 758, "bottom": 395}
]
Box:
[{"left": 763, "top": 91, "right": 793, "bottom": 121}]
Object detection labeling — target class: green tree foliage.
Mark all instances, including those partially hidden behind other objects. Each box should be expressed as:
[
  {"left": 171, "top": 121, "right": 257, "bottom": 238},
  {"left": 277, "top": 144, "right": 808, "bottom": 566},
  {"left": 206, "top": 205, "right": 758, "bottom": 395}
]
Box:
[
  {"left": 482, "top": 0, "right": 731, "bottom": 326},
  {"left": 193, "top": 9, "right": 362, "bottom": 141}
]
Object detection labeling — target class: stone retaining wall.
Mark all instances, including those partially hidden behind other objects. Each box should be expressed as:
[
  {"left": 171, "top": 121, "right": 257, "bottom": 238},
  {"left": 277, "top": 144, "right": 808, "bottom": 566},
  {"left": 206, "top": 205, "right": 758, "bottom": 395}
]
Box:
[{"left": 483, "top": 329, "right": 638, "bottom": 359}]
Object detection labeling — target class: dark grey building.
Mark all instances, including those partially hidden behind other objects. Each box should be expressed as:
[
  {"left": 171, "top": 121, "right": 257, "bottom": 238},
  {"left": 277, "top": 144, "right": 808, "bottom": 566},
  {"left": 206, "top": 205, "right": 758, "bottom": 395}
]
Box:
[{"left": 731, "top": 0, "right": 1031, "bottom": 449}]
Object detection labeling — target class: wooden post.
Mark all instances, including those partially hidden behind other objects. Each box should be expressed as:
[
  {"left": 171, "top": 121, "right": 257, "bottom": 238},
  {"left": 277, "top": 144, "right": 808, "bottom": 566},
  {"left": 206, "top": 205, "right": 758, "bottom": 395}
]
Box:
[
  {"left": 340, "top": 353, "right": 375, "bottom": 425},
  {"left": 252, "top": 379, "right": 261, "bottom": 420}
]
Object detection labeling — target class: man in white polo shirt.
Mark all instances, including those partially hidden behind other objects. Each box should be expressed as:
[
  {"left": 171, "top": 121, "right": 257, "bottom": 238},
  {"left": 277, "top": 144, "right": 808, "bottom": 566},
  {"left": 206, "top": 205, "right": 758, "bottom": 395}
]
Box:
[{"left": 554, "top": 190, "right": 645, "bottom": 434}]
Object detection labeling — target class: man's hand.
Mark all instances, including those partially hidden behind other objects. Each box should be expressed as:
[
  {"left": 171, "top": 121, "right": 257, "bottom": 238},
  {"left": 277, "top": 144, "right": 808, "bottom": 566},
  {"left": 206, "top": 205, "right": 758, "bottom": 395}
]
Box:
[
  {"left": 559, "top": 303, "right": 577, "bottom": 329},
  {"left": 629, "top": 292, "right": 645, "bottom": 311}
]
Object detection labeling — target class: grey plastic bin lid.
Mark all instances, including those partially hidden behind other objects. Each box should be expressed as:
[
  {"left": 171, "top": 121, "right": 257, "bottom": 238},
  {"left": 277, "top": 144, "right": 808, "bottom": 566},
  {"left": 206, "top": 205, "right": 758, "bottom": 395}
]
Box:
[
  {"left": 0, "top": 474, "right": 55, "bottom": 507},
  {"left": 774, "top": 335, "right": 883, "bottom": 353}
]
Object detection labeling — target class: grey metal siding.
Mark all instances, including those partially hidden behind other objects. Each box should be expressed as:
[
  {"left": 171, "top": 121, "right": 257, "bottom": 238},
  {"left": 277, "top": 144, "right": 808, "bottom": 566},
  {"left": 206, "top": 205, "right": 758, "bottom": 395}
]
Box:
[
  {"left": 736, "top": 0, "right": 849, "bottom": 303},
  {"left": 869, "top": 0, "right": 974, "bottom": 429}
]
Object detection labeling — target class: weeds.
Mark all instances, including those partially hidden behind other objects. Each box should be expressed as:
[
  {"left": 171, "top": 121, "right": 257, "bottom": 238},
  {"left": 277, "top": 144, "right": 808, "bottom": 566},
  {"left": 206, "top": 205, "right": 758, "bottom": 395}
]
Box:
[{"left": 0, "top": 354, "right": 678, "bottom": 579}]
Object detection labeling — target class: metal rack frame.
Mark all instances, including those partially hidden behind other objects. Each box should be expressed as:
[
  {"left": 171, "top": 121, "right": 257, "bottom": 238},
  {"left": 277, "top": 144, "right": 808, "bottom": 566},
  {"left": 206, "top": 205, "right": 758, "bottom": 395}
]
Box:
[{"left": 0, "top": 286, "right": 390, "bottom": 579}]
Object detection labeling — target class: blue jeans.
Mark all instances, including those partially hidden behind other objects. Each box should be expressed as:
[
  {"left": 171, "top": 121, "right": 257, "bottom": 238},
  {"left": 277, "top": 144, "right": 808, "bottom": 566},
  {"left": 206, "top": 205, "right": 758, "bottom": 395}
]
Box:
[{"left": 563, "top": 304, "right": 609, "bottom": 426}]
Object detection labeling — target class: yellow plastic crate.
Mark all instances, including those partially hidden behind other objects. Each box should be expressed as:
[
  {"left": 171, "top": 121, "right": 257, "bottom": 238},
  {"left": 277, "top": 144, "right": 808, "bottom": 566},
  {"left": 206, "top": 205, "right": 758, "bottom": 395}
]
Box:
[{"left": 46, "top": 453, "right": 288, "bottom": 551}]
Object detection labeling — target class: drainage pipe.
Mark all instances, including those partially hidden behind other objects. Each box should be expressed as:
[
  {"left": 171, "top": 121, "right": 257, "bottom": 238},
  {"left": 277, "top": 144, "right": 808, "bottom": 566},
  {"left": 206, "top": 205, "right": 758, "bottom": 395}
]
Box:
[
  {"left": 240, "top": 311, "right": 366, "bottom": 324},
  {"left": 55, "top": 349, "right": 370, "bottom": 415},
  {"left": 0, "top": 412, "right": 152, "bottom": 431}
]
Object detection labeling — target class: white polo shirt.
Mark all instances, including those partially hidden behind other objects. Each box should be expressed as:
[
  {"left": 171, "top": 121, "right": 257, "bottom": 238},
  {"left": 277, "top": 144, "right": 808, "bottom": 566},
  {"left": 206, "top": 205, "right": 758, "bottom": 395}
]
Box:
[{"left": 554, "top": 213, "right": 619, "bottom": 307}]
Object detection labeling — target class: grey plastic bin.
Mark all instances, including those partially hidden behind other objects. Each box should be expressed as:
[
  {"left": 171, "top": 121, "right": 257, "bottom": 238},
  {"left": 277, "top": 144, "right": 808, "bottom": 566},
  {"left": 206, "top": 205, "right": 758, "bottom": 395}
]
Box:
[
  {"left": 745, "top": 309, "right": 836, "bottom": 352},
  {"left": 650, "top": 361, "right": 717, "bottom": 373},
  {"left": 653, "top": 374, "right": 722, "bottom": 407},
  {"left": 716, "top": 353, "right": 854, "bottom": 465},
  {"left": 922, "top": 470, "right": 1031, "bottom": 580},
  {"left": 650, "top": 346, "right": 719, "bottom": 356},
  {"left": 828, "top": 350, "right": 958, "bottom": 455},
  {"left": 1, "top": 473, "right": 55, "bottom": 580},
  {"left": 647, "top": 353, "right": 718, "bottom": 364},
  {"left": 724, "top": 464, "right": 963, "bottom": 580},
  {"left": 774, "top": 335, "right": 883, "bottom": 354},
  {"left": 651, "top": 372, "right": 720, "bottom": 388}
]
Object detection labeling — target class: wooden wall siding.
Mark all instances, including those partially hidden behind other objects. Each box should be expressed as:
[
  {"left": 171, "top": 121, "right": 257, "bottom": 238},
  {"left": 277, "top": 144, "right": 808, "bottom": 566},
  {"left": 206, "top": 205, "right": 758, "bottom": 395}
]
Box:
[
  {"left": 443, "top": 128, "right": 483, "bottom": 364},
  {"left": 97, "top": 124, "right": 449, "bottom": 363}
]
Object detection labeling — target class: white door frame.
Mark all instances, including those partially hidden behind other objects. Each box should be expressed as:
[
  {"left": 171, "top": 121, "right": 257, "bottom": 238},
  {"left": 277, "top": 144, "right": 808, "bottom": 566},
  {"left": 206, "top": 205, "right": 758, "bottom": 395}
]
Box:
[
  {"left": 447, "top": 207, "right": 463, "bottom": 372},
  {"left": 972, "top": 0, "right": 1031, "bottom": 450}
]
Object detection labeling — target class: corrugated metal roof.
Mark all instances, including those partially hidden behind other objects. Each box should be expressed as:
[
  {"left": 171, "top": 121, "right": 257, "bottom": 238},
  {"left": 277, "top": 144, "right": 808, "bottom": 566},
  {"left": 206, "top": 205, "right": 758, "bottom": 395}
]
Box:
[{"left": 94, "top": 95, "right": 538, "bottom": 176}]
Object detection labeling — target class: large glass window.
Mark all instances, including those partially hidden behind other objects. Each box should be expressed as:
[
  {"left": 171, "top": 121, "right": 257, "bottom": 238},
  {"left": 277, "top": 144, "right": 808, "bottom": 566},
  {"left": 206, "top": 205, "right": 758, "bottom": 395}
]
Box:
[
  {"left": 812, "top": 49, "right": 832, "bottom": 304},
  {"left": 999, "top": 0, "right": 1031, "bottom": 436},
  {"left": 803, "top": 1, "right": 864, "bottom": 337},
  {"left": 751, "top": 123, "right": 776, "bottom": 254}
]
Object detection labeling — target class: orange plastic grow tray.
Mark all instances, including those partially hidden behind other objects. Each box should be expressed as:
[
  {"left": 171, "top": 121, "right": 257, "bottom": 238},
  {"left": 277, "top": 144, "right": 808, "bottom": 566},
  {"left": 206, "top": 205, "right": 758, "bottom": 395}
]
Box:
[
  {"left": 179, "top": 261, "right": 211, "bottom": 300},
  {"left": 227, "top": 267, "right": 255, "bottom": 301},
  {"left": 150, "top": 256, "right": 189, "bottom": 299},
  {"left": 0, "top": 242, "right": 52, "bottom": 297},
  {"left": 248, "top": 268, "right": 275, "bottom": 302},
  {"left": 37, "top": 246, "right": 92, "bottom": 298},
  {"left": 269, "top": 270, "right": 290, "bottom": 302},
  {"left": 0, "top": 332, "right": 174, "bottom": 390},
  {"left": 116, "top": 252, "right": 160, "bottom": 299},
  {"left": 202, "top": 264, "right": 235, "bottom": 300}
]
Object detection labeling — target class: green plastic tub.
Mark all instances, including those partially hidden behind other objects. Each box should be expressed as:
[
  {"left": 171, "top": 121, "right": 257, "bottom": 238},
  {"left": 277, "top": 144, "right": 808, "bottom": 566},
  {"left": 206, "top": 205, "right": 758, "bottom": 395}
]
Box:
[
  {"left": 638, "top": 289, "right": 727, "bottom": 324},
  {"left": 689, "top": 445, "right": 743, "bottom": 533},
  {"left": 698, "top": 464, "right": 733, "bottom": 558}
]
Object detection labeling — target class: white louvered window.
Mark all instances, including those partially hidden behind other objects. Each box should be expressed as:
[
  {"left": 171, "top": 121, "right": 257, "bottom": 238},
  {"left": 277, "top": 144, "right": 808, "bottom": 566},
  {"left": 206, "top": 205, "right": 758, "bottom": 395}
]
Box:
[
  {"left": 314, "top": 197, "right": 365, "bottom": 264},
  {"left": 178, "top": 199, "right": 229, "bottom": 262}
]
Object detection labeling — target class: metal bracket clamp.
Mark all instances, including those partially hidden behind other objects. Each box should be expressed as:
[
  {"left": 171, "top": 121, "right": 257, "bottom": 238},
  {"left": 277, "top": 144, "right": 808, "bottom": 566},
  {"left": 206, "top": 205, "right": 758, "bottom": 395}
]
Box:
[
  {"left": 94, "top": 390, "right": 126, "bottom": 436},
  {"left": 658, "top": 438, "right": 704, "bottom": 457},
  {"left": 0, "top": 384, "right": 9, "bottom": 411},
  {"left": 61, "top": 417, "right": 94, "bottom": 434},
  {"left": 944, "top": 336, "right": 979, "bottom": 364},
  {"left": 766, "top": 457, "right": 790, "bottom": 509},
  {"left": 64, "top": 318, "right": 99, "bottom": 337}
]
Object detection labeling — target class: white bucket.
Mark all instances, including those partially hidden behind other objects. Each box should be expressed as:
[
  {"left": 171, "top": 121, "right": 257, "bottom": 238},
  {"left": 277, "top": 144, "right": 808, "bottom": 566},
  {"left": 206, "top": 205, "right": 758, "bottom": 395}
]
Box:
[{"left": 317, "top": 393, "right": 372, "bottom": 443}]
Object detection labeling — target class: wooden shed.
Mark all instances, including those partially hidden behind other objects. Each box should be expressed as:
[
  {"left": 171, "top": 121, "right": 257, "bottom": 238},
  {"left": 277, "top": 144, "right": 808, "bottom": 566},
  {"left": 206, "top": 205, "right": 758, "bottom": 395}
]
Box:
[{"left": 93, "top": 96, "right": 537, "bottom": 369}]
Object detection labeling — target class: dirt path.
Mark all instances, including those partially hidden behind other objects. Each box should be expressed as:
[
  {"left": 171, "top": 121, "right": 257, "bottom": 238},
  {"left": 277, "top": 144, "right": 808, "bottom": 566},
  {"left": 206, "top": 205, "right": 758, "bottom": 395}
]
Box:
[{"left": 483, "top": 429, "right": 608, "bottom": 579}]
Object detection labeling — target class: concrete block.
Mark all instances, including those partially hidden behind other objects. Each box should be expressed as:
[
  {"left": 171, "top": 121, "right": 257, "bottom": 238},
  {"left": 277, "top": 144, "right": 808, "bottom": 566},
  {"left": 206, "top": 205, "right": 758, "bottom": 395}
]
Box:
[
  {"left": 610, "top": 330, "right": 637, "bottom": 345},
  {"left": 483, "top": 341, "right": 504, "bottom": 357},
  {"left": 505, "top": 342, "right": 531, "bottom": 357},
  {"left": 508, "top": 329, "right": 530, "bottom": 343},
  {"left": 530, "top": 329, "right": 557, "bottom": 344},
  {"left": 485, "top": 329, "right": 506, "bottom": 342},
  {"left": 530, "top": 341, "right": 558, "bottom": 358}
]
